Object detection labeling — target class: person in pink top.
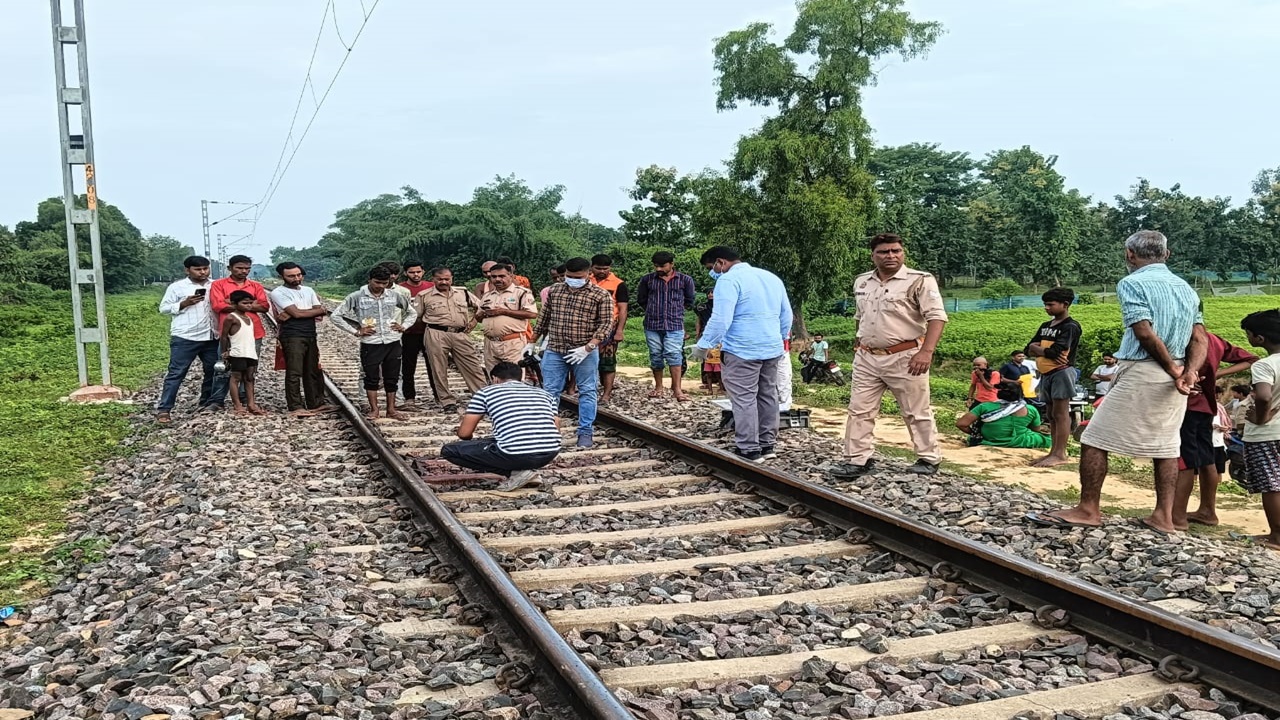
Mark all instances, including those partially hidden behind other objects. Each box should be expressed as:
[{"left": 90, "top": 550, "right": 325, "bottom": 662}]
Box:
[
  {"left": 967, "top": 357, "right": 1001, "bottom": 408},
  {"left": 540, "top": 264, "right": 565, "bottom": 306}
]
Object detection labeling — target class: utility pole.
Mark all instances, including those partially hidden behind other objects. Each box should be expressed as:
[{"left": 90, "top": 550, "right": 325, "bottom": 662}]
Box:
[
  {"left": 201, "top": 200, "right": 257, "bottom": 278},
  {"left": 51, "top": 0, "right": 121, "bottom": 401}
]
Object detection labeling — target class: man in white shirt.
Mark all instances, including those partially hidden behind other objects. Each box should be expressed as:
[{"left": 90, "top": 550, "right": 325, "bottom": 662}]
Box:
[
  {"left": 155, "top": 256, "right": 227, "bottom": 423},
  {"left": 270, "top": 262, "right": 333, "bottom": 416}
]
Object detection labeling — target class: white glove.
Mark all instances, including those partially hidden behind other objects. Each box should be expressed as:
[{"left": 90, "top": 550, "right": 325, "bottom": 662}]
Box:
[
  {"left": 689, "top": 345, "right": 709, "bottom": 363},
  {"left": 522, "top": 343, "right": 538, "bottom": 358},
  {"left": 565, "top": 345, "right": 592, "bottom": 365}
]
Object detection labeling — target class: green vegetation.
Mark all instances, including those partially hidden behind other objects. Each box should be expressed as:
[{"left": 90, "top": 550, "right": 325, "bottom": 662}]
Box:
[
  {"left": 0, "top": 289, "right": 171, "bottom": 605},
  {"left": 1, "top": 199, "right": 195, "bottom": 291}
]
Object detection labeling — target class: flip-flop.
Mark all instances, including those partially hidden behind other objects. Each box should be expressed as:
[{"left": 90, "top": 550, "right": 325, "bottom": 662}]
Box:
[
  {"left": 674, "top": 394, "right": 692, "bottom": 402},
  {"left": 1229, "top": 531, "right": 1280, "bottom": 550},
  {"left": 1024, "top": 511, "right": 1100, "bottom": 529}
]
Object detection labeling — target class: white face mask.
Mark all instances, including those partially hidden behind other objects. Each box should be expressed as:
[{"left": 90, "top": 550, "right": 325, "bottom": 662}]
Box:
[{"left": 564, "top": 277, "right": 587, "bottom": 288}]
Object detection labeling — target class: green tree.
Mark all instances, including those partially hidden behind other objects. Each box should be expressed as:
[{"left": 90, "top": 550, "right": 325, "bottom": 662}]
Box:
[
  {"left": 1106, "top": 179, "right": 1236, "bottom": 281},
  {"left": 869, "top": 143, "right": 978, "bottom": 285},
  {"left": 708, "top": 0, "right": 942, "bottom": 336},
  {"left": 972, "top": 148, "right": 1084, "bottom": 286},
  {"left": 11, "top": 197, "right": 147, "bottom": 291},
  {"left": 618, "top": 165, "right": 701, "bottom": 249},
  {"left": 139, "top": 235, "right": 195, "bottom": 283}
]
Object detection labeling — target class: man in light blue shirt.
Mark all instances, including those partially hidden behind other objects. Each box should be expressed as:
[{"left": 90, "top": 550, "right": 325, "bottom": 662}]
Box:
[
  {"left": 693, "top": 246, "right": 793, "bottom": 461},
  {"left": 1030, "top": 230, "right": 1205, "bottom": 535}
]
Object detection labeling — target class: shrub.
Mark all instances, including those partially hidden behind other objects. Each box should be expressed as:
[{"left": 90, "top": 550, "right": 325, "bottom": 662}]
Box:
[{"left": 981, "top": 278, "right": 1024, "bottom": 302}]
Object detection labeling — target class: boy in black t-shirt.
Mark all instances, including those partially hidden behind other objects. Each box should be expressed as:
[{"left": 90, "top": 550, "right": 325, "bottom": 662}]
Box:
[{"left": 1026, "top": 287, "right": 1082, "bottom": 468}]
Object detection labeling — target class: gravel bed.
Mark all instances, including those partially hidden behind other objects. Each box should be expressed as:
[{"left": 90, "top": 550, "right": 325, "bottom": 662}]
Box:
[
  {"left": 528, "top": 554, "right": 927, "bottom": 610},
  {"left": 473, "top": 502, "right": 788, "bottom": 538},
  {"left": 604, "top": 378, "right": 1280, "bottom": 651},
  {"left": 494, "top": 525, "right": 841, "bottom": 571},
  {"left": 615, "top": 634, "right": 1252, "bottom": 720},
  {"left": 566, "top": 583, "right": 1021, "bottom": 668},
  {"left": 446, "top": 479, "right": 739, "bottom": 513},
  {"left": 0, "top": 354, "right": 545, "bottom": 720}
]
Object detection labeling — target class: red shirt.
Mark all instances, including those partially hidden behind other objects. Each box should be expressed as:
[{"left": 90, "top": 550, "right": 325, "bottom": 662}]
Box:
[
  {"left": 971, "top": 370, "right": 1002, "bottom": 403},
  {"left": 400, "top": 280, "right": 435, "bottom": 334},
  {"left": 209, "top": 277, "right": 270, "bottom": 339},
  {"left": 1188, "top": 333, "right": 1257, "bottom": 415}
]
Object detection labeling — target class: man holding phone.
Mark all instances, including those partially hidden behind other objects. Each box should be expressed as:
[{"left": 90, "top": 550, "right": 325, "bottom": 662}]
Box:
[{"left": 156, "top": 255, "right": 228, "bottom": 423}]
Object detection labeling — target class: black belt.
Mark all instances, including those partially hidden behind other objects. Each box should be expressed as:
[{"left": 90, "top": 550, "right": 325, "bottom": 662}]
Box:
[{"left": 427, "top": 324, "right": 465, "bottom": 333}]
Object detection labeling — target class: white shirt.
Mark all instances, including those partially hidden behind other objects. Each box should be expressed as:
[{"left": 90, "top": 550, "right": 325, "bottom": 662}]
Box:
[
  {"left": 269, "top": 285, "right": 320, "bottom": 313},
  {"left": 1246, "top": 355, "right": 1280, "bottom": 442},
  {"left": 159, "top": 277, "right": 214, "bottom": 341},
  {"left": 1093, "top": 364, "right": 1119, "bottom": 395}
]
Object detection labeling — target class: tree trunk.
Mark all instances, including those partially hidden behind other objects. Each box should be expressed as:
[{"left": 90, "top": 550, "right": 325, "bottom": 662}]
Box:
[{"left": 790, "top": 297, "right": 809, "bottom": 340}]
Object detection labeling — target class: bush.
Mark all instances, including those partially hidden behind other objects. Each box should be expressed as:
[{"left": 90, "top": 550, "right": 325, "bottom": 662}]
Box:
[{"left": 981, "top": 278, "right": 1024, "bottom": 302}]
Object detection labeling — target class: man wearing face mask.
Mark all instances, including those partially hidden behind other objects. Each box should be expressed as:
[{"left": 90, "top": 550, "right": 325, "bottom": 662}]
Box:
[
  {"left": 692, "top": 246, "right": 792, "bottom": 462},
  {"left": 529, "top": 256, "right": 614, "bottom": 448},
  {"left": 635, "top": 250, "right": 697, "bottom": 400}
]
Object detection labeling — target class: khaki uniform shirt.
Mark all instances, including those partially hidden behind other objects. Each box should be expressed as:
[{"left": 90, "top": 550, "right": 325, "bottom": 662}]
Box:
[
  {"left": 418, "top": 286, "right": 479, "bottom": 328},
  {"left": 480, "top": 286, "right": 536, "bottom": 339},
  {"left": 853, "top": 265, "right": 948, "bottom": 348}
]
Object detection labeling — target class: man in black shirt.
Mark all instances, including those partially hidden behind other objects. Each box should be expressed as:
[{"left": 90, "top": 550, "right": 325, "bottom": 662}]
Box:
[{"left": 1025, "top": 287, "right": 1082, "bottom": 467}]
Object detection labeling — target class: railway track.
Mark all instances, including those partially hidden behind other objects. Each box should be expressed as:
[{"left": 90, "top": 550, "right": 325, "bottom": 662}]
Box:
[{"left": 317, "top": 345, "right": 1280, "bottom": 720}]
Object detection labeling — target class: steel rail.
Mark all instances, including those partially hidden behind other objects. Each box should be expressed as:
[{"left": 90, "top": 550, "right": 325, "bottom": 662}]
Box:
[
  {"left": 323, "top": 376, "right": 633, "bottom": 720},
  {"left": 574, "top": 401, "right": 1280, "bottom": 713}
]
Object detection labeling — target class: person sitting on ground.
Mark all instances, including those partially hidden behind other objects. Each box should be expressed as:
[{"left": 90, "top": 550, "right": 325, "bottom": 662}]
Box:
[
  {"left": 1239, "top": 310, "right": 1280, "bottom": 551},
  {"left": 956, "top": 380, "right": 1052, "bottom": 449},
  {"left": 440, "top": 361, "right": 562, "bottom": 492},
  {"left": 966, "top": 356, "right": 1001, "bottom": 408},
  {"left": 1091, "top": 353, "right": 1120, "bottom": 397},
  {"left": 220, "top": 290, "right": 266, "bottom": 416},
  {"left": 1229, "top": 383, "right": 1253, "bottom": 431}
]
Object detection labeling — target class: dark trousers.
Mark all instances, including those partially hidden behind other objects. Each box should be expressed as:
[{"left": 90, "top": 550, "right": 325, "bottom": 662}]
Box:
[
  {"left": 440, "top": 438, "right": 559, "bottom": 476},
  {"left": 157, "top": 337, "right": 228, "bottom": 411},
  {"left": 401, "top": 332, "right": 429, "bottom": 400},
  {"left": 280, "top": 336, "right": 326, "bottom": 411},
  {"left": 360, "top": 342, "right": 402, "bottom": 393}
]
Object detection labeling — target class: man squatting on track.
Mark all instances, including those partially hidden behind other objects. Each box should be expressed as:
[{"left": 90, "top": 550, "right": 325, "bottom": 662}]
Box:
[{"left": 439, "top": 361, "right": 563, "bottom": 492}]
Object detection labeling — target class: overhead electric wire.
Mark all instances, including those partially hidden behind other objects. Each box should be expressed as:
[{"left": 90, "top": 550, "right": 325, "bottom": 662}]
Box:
[{"left": 249, "top": 0, "right": 383, "bottom": 243}]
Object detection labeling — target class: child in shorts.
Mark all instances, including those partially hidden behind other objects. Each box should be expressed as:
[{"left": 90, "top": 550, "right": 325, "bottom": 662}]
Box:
[
  {"left": 1240, "top": 310, "right": 1280, "bottom": 551},
  {"left": 221, "top": 290, "right": 265, "bottom": 416}
]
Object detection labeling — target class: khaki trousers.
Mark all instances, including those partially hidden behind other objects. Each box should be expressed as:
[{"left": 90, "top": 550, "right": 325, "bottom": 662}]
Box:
[
  {"left": 484, "top": 337, "right": 526, "bottom": 371},
  {"left": 426, "top": 329, "right": 486, "bottom": 404},
  {"left": 843, "top": 349, "right": 941, "bottom": 464}
]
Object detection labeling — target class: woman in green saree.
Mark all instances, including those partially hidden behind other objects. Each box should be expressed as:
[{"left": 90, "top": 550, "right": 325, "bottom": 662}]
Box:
[{"left": 956, "top": 380, "right": 1052, "bottom": 449}]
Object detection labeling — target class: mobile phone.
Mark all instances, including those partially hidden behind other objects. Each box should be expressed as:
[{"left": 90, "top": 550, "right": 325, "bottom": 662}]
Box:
[{"left": 195, "top": 288, "right": 207, "bottom": 297}]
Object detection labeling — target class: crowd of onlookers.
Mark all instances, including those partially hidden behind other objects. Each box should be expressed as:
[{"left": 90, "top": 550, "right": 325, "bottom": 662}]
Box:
[{"left": 157, "top": 230, "right": 1280, "bottom": 548}]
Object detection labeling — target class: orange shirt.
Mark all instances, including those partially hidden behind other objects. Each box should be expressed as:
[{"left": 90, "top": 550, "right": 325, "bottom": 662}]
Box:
[{"left": 209, "top": 277, "right": 269, "bottom": 339}]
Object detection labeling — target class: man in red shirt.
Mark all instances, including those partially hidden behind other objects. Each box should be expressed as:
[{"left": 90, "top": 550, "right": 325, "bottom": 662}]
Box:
[
  {"left": 209, "top": 255, "right": 270, "bottom": 350},
  {"left": 399, "top": 260, "right": 437, "bottom": 409},
  {"left": 1173, "top": 332, "right": 1257, "bottom": 530}
]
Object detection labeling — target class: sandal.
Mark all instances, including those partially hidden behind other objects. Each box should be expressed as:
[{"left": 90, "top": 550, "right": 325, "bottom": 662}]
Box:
[{"left": 156, "top": 412, "right": 172, "bottom": 424}]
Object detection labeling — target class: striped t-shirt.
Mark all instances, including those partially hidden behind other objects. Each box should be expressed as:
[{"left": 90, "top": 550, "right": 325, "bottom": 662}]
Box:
[
  {"left": 1116, "top": 263, "right": 1202, "bottom": 362},
  {"left": 465, "top": 382, "right": 561, "bottom": 455}
]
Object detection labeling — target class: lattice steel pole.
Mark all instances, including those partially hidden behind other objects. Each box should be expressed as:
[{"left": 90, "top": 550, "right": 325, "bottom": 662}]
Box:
[
  {"left": 202, "top": 200, "right": 212, "bottom": 275},
  {"left": 51, "top": 0, "right": 119, "bottom": 399}
]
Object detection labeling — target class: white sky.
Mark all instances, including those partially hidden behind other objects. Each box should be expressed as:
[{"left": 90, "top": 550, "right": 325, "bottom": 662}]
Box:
[{"left": 2, "top": 0, "right": 1277, "bottom": 260}]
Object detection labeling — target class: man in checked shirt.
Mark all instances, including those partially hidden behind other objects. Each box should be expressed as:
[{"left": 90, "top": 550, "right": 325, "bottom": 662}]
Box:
[{"left": 526, "top": 256, "right": 614, "bottom": 449}]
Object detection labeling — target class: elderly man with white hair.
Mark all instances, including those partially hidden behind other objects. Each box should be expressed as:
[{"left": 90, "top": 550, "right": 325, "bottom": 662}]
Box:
[{"left": 1027, "top": 230, "right": 1206, "bottom": 534}]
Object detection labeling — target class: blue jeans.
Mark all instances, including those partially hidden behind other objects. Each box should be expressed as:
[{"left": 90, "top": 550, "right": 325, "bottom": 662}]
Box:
[
  {"left": 541, "top": 348, "right": 599, "bottom": 437},
  {"left": 156, "top": 336, "right": 228, "bottom": 411},
  {"left": 644, "top": 329, "right": 685, "bottom": 369}
]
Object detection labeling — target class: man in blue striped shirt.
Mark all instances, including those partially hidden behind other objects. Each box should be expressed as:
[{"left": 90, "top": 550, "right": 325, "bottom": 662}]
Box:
[
  {"left": 441, "top": 362, "right": 563, "bottom": 491},
  {"left": 1029, "top": 230, "right": 1206, "bottom": 534},
  {"left": 693, "top": 246, "right": 793, "bottom": 462}
]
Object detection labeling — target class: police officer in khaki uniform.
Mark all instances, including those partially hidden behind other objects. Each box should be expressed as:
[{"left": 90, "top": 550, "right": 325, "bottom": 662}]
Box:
[
  {"left": 416, "top": 267, "right": 487, "bottom": 412},
  {"left": 833, "top": 233, "right": 949, "bottom": 478},
  {"left": 478, "top": 263, "right": 538, "bottom": 371}
]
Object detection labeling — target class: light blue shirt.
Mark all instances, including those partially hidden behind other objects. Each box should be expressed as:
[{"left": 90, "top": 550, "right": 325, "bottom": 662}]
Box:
[
  {"left": 1115, "top": 263, "right": 1202, "bottom": 361},
  {"left": 696, "top": 262, "right": 793, "bottom": 361}
]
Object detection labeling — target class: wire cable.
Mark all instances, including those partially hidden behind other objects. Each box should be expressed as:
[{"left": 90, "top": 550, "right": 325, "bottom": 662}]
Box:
[{"left": 249, "top": 0, "right": 382, "bottom": 242}]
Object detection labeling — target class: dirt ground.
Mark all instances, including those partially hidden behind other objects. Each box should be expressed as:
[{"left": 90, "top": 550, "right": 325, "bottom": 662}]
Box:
[{"left": 617, "top": 366, "right": 1269, "bottom": 536}]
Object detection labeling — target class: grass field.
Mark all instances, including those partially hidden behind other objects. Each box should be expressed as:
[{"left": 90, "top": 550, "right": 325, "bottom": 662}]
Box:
[{"left": 0, "top": 288, "right": 171, "bottom": 606}]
